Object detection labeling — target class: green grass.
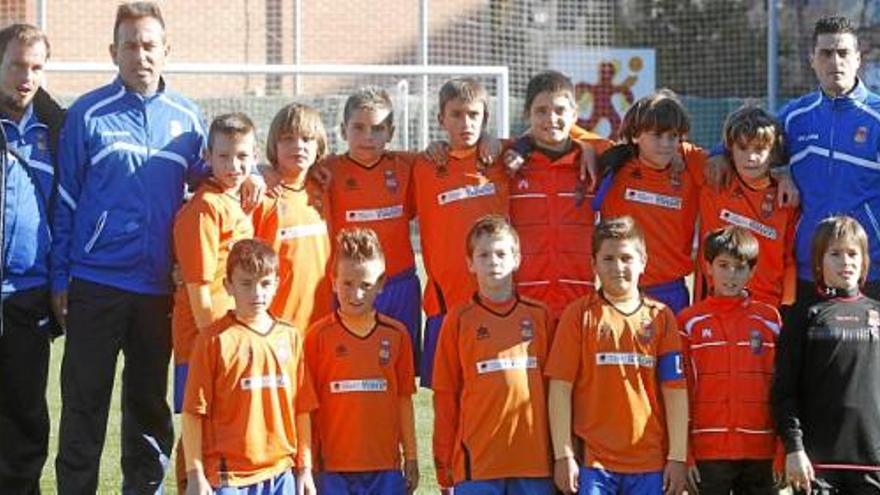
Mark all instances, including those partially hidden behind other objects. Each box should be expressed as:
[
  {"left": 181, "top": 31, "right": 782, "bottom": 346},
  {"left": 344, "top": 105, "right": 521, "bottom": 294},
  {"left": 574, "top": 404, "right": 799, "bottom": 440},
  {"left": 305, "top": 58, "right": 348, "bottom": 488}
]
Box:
[{"left": 39, "top": 344, "right": 440, "bottom": 493}]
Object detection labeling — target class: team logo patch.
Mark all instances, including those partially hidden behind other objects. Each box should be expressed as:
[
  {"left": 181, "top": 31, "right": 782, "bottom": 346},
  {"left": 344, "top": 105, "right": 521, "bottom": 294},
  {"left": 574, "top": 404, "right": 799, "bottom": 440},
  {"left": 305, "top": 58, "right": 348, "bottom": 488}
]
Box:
[
  {"left": 669, "top": 168, "right": 682, "bottom": 190},
  {"left": 598, "top": 323, "right": 613, "bottom": 339},
  {"left": 869, "top": 309, "right": 880, "bottom": 332},
  {"left": 335, "top": 344, "right": 348, "bottom": 358},
  {"left": 701, "top": 328, "right": 712, "bottom": 339},
  {"left": 345, "top": 177, "right": 359, "bottom": 190},
  {"left": 749, "top": 329, "right": 764, "bottom": 355},
  {"left": 36, "top": 131, "right": 48, "bottom": 151},
  {"left": 476, "top": 325, "right": 491, "bottom": 340},
  {"left": 273, "top": 335, "right": 291, "bottom": 363},
  {"left": 637, "top": 322, "right": 655, "bottom": 345},
  {"left": 384, "top": 169, "right": 399, "bottom": 193},
  {"left": 761, "top": 191, "right": 775, "bottom": 218},
  {"left": 169, "top": 120, "right": 183, "bottom": 138},
  {"left": 855, "top": 126, "right": 869, "bottom": 144},
  {"left": 520, "top": 318, "right": 534, "bottom": 341},
  {"left": 517, "top": 176, "right": 529, "bottom": 190},
  {"left": 379, "top": 338, "right": 391, "bottom": 365}
]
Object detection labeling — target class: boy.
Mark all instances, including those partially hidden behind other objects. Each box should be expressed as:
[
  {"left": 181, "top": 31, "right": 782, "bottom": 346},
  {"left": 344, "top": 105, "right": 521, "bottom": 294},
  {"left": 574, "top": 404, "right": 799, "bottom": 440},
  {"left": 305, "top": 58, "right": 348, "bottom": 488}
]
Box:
[
  {"left": 546, "top": 216, "right": 688, "bottom": 495},
  {"left": 696, "top": 106, "right": 797, "bottom": 308},
  {"left": 509, "top": 70, "right": 611, "bottom": 319},
  {"left": 182, "top": 239, "right": 317, "bottom": 494},
  {"left": 171, "top": 112, "right": 258, "bottom": 488},
  {"left": 413, "top": 77, "right": 510, "bottom": 386},
  {"left": 432, "top": 215, "right": 554, "bottom": 493},
  {"left": 323, "top": 87, "right": 421, "bottom": 366},
  {"left": 679, "top": 226, "right": 781, "bottom": 495},
  {"left": 305, "top": 228, "right": 418, "bottom": 494}
]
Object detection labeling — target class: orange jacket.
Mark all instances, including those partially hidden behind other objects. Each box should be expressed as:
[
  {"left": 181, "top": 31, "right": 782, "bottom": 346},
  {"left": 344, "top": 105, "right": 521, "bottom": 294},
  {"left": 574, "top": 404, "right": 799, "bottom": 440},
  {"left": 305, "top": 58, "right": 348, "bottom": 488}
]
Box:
[{"left": 678, "top": 295, "right": 780, "bottom": 461}]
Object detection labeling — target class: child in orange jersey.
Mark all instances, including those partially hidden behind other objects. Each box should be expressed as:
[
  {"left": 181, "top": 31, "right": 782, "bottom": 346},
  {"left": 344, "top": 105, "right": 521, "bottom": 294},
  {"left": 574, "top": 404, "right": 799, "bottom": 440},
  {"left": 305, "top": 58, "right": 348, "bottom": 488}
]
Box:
[
  {"left": 171, "top": 113, "right": 257, "bottom": 490},
  {"left": 508, "top": 71, "right": 612, "bottom": 320},
  {"left": 305, "top": 228, "right": 418, "bottom": 494},
  {"left": 414, "top": 77, "right": 510, "bottom": 387},
  {"left": 695, "top": 106, "right": 798, "bottom": 308},
  {"left": 323, "top": 87, "right": 421, "bottom": 367},
  {"left": 679, "top": 226, "right": 781, "bottom": 495},
  {"left": 594, "top": 90, "right": 705, "bottom": 314},
  {"left": 432, "top": 215, "right": 554, "bottom": 494},
  {"left": 182, "top": 239, "right": 317, "bottom": 495},
  {"left": 253, "top": 103, "right": 332, "bottom": 333},
  {"left": 547, "top": 216, "right": 688, "bottom": 495}
]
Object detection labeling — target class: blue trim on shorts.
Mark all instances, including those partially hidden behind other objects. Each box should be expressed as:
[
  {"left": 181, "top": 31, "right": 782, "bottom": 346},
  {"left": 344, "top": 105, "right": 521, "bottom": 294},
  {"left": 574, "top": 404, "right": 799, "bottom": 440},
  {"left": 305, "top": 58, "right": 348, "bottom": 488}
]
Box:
[
  {"left": 317, "top": 470, "right": 405, "bottom": 494},
  {"left": 173, "top": 363, "right": 188, "bottom": 414},
  {"left": 578, "top": 467, "right": 663, "bottom": 495},
  {"left": 214, "top": 469, "right": 296, "bottom": 494},
  {"left": 455, "top": 477, "right": 554, "bottom": 495}
]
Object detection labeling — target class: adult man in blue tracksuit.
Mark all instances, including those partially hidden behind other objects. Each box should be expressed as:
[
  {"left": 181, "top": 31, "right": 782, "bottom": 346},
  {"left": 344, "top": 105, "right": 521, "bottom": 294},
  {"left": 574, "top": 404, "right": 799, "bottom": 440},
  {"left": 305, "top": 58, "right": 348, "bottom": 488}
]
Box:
[
  {"left": 780, "top": 16, "right": 880, "bottom": 306},
  {"left": 0, "top": 23, "right": 64, "bottom": 494},
  {"left": 51, "top": 3, "right": 210, "bottom": 493}
]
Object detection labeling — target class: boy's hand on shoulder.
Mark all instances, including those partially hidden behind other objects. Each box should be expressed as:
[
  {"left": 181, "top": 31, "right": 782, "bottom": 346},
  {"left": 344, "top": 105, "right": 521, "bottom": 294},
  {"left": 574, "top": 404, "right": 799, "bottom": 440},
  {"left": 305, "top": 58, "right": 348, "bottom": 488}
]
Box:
[
  {"left": 663, "top": 460, "right": 687, "bottom": 495},
  {"left": 185, "top": 470, "right": 212, "bottom": 495},
  {"left": 553, "top": 456, "right": 579, "bottom": 494},
  {"left": 775, "top": 171, "right": 800, "bottom": 208},
  {"left": 423, "top": 141, "right": 450, "bottom": 166},
  {"left": 240, "top": 174, "right": 266, "bottom": 213},
  {"left": 404, "top": 459, "right": 419, "bottom": 494},
  {"left": 686, "top": 464, "right": 701, "bottom": 495},
  {"left": 478, "top": 134, "right": 501, "bottom": 165},
  {"left": 297, "top": 467, "right": 316, "bottom": 495},
  {"left": 705, "top": 154, "right": 732, "bottom": 190}
]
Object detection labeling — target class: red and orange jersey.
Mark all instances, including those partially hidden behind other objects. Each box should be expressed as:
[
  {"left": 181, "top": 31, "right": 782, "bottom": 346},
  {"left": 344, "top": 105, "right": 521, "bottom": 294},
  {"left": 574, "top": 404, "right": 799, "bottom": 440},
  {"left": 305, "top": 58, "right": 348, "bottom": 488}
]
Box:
[
  {"left": 696, "top": 176, "right": 798, "bottom": 307},
  {"left": 324, "top": 152, "right": 416, "bottom": 278},
  {"left": 678, "top": 295, "right": 780, "bottom": 461},
  {"left": 413, "top": 147, "right": 510, "bottom": 317},
  {"left": 304, "top": 312, "right": 416, "bottom": 472},
  {"left": 172, "top": 179, "right": 254, "bottom": 364},
  {"left": 183, "top": 313, "right": 317, "bottom": 488},
  {"left": 509, "top": 140, "right": 610, "bottom": 319},
  {"left": 546, "top": 293, "right": 685, "bottom": 473},
  {"left": 433, "top": 294, "right": 553, "bottom": 482},
  {"left": 599, "top": 142, "right": 706, "bottom": 287},
  {"left": 252, "top": 186, "right": 332, "bottom": 333}
]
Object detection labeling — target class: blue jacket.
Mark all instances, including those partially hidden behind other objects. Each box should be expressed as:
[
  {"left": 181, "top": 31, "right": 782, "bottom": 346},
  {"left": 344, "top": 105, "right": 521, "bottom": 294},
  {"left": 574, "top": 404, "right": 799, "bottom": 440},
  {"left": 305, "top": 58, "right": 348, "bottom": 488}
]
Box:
[
  {"left": 52, "top": 77, "right": 207, "bottom": 295},
  {"left": 781, "top": 80, "right": 880, "bottom": 282},
  {"left": 2, "top": 105, "right": 54, "bottom": 293}
]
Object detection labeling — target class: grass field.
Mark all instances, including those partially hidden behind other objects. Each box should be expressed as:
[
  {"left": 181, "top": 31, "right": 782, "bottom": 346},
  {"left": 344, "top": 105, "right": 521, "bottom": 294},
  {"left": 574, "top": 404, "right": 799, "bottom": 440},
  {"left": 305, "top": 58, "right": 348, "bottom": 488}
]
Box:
[{"left": 38, "top": 343, "right": 442, "bottom": 493}]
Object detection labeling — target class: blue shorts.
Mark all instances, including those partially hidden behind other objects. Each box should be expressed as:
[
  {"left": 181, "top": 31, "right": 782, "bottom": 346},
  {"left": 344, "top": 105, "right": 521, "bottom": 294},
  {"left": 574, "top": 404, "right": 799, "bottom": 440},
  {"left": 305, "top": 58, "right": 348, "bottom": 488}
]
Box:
[
  {"left": 455, "top": 477, "right": 554, "bottom": 495},
  {"left": 419, "top": 313, "right": 444, "bottom": 387},
  {"left": 215, "top": 469, "right": 296, "bottom": 495},
  {"left": 173, "top": 362, "right": 188, "bottom": 413},
  {"left": 317, "top": 470, "right": 405, "bottom": 494},
  {"left": 643, "top": 278, "right": 689, "bottom": 314},
  {"left": 373, "top": 268, "right": 422, "bottom": 372},
  {"left": 578, "top": 467, "right": 663, "bottom": 495}
]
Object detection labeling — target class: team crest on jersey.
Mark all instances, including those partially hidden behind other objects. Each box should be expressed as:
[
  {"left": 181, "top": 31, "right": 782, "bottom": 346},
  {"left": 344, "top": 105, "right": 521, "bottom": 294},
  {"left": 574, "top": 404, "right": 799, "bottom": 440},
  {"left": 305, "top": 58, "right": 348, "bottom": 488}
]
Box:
[
  {"left": 335, "top": 344, "right": 348, "bottom": 358},
  {"left": 379, "top": 338, "right": 391, "bottom": 365},
  {"left": 476, "top": 325, "right": 491, "bottom": 340},
  {"left": 869, "top": 309, "right": 880, "bottom": 331},
  {"left": 345, "top": 177, "right": 359, "bottom": 190},
  {"left": 384, "top": 169, "right": 399, "bottom": 193},
  {"left": 761, "top": 191, "right": 775, "bottom": 218},
  {"left": 274, "top": 336, "right": 291, "bottom": 363},
  {"left": 517, "top": 175, "right": 529, "bottom": 190},
  {"left": 598, "top": 323, "right": 613, "bottom": 339},
  {"left": 731, "top": 186, "right": 744, "bottom": 199},
  {"left": 520, "top": 318, "right": 534, "bottom": 341},
  {"left": 749, "top": 329, "right": 763, "bottom": 355},
  {"left": 36, "top": 130, "right": 48, "bottom": 151},
  {"left": 637, "top": 322, "right": 655, "bottom": 345},
  {"left": 169, "top": 120, "right": 183, "bottom": 138},
  {"left": 701, "top": 328, "right": 712, "bottom": 339},
  {"left": 669, "top": 168, "right": 682, "bottom": 190},
  {"left": 855, "top": 126, "right": 869, "bottom": 144}
]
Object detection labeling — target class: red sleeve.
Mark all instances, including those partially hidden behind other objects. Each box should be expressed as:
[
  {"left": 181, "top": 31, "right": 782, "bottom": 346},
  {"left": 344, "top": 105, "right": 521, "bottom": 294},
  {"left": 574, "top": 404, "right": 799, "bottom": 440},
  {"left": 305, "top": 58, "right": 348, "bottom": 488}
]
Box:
[
  {"left": 182, "top": 331, "right": 216, "bottom": 416},
  {"left": 293, "top": 330, "right": 318, "bottom": 414},
  {"left": 676, "top": 308, "right": 697, "bottom": 465},
  {"left": 545, "top": 299, "right": 585, "bottom": 383},
  {"left": 397, "top": 328, "right": 416, "bottom": 396},
  {"left": 174, "top": 198, "right": 220, "bottom": 284},
  {"left": 431, "top": 312, "right": 462, "bottom": 487},
  {"left": 682, "top": 142, "right": 709, "bottom": 188}
]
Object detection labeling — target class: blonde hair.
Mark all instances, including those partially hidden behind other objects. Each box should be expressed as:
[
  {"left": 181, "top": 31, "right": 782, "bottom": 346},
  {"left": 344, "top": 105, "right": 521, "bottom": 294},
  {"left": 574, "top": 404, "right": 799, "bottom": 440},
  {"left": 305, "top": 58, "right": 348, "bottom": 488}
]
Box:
[
  {"left": 466, "top": 215, "right": 520, "bottom": 259},
  {"left": 722, "top": 105, "right": 785, "bottom": 168},
  {"left": 438, "top": 77, "right": 489, "bottom": 127}
]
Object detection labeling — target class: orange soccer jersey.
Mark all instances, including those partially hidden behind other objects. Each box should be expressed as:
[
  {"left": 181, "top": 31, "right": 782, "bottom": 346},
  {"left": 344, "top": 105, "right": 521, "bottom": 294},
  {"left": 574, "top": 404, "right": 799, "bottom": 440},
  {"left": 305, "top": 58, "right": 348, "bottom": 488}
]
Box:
[
  {"left": 253, "top": 185, "right": 332, "bottom": 332},
  {"left": 599, "top": 143, "right": 706, "bottom": 287},
  {"left": 183, "top": 313, "right": 317, "bottom": 488},
  {"left": 413, "top": 147, "right": 509, "bottom": 317},
  {"left": 696, "top": 176, "right": 798, "bottom": 306},
  {"left": 545, "top": 293, "right": 686, "bottom": 473},
  {"left": 432, "top": 294, "right": 553, "bottom": 483},
  {"left": 172, "top": 179, "right": 254, "bottom": 364},
  {"left": 325, "top": 152, "right": 416, "bottom": 278},
  {"left": 305, "top": 311, "right": 416, "bottom": 472},
  {"left": 509, "top": 136, "right": 611, "bottom": 318}
]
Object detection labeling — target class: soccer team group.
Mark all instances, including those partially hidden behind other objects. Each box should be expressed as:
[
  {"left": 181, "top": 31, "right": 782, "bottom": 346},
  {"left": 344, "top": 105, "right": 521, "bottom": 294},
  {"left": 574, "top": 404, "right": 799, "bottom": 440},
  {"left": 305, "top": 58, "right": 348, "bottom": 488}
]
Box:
[{"left": 2, "top": 2, "right": 880, "bottom": 495}]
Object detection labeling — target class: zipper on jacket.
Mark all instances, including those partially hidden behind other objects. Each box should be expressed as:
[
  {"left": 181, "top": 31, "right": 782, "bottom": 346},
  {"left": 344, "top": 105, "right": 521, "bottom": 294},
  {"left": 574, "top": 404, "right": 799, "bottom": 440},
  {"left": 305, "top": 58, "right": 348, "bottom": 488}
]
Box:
[
  {"left": 865, "top": 203, "right": 880, "bottom": 242},
  {"left": 83, "top": 210, "right": 108, "bottom": 253},
  {"left": 829, "top": 99, "right": 836, "bottom": 196}
]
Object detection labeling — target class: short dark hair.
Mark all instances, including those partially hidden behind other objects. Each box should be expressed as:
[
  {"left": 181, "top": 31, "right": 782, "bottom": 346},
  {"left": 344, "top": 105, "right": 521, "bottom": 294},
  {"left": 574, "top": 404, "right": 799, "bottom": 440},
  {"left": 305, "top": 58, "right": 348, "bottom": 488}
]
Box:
[
  {"left": 702, "top": 226, "right": 760, "bottom": 269},
  {"left": 466, "top": 214, "right": 520, "bottom": 259},
  {"left": 0, "top": 24, "right": 50, "bottom": 64},
  {"left": 524, "top": 70, "right": 575, "bottom": 115},
  {"left": 813, "top": 16, "right": 858, "bottom": 47},
  {"left": 722, "top": 105, "right": 785, "bottom": 168},
  {"left": 592, "top": 216, "right": 646, "bottom": 258},
  {"left": 226, "top": 239, "right": 278, "bottom": 280},
  {"left": 114, "top": 1, "right": 166, "bottom": 44},
  {"left": 343, "top": 86, "right": 393, "bottom": 127},
  {"left": 207, "top": 112, "right": 256, "bottom": 150}
]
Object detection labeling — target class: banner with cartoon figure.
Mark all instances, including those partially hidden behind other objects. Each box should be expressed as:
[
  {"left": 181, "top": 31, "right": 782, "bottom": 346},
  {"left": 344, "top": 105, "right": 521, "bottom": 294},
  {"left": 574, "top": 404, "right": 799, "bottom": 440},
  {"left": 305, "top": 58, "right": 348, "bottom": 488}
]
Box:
[{"left": 550, "top": 48, "right": 656, "bottom": 138}]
